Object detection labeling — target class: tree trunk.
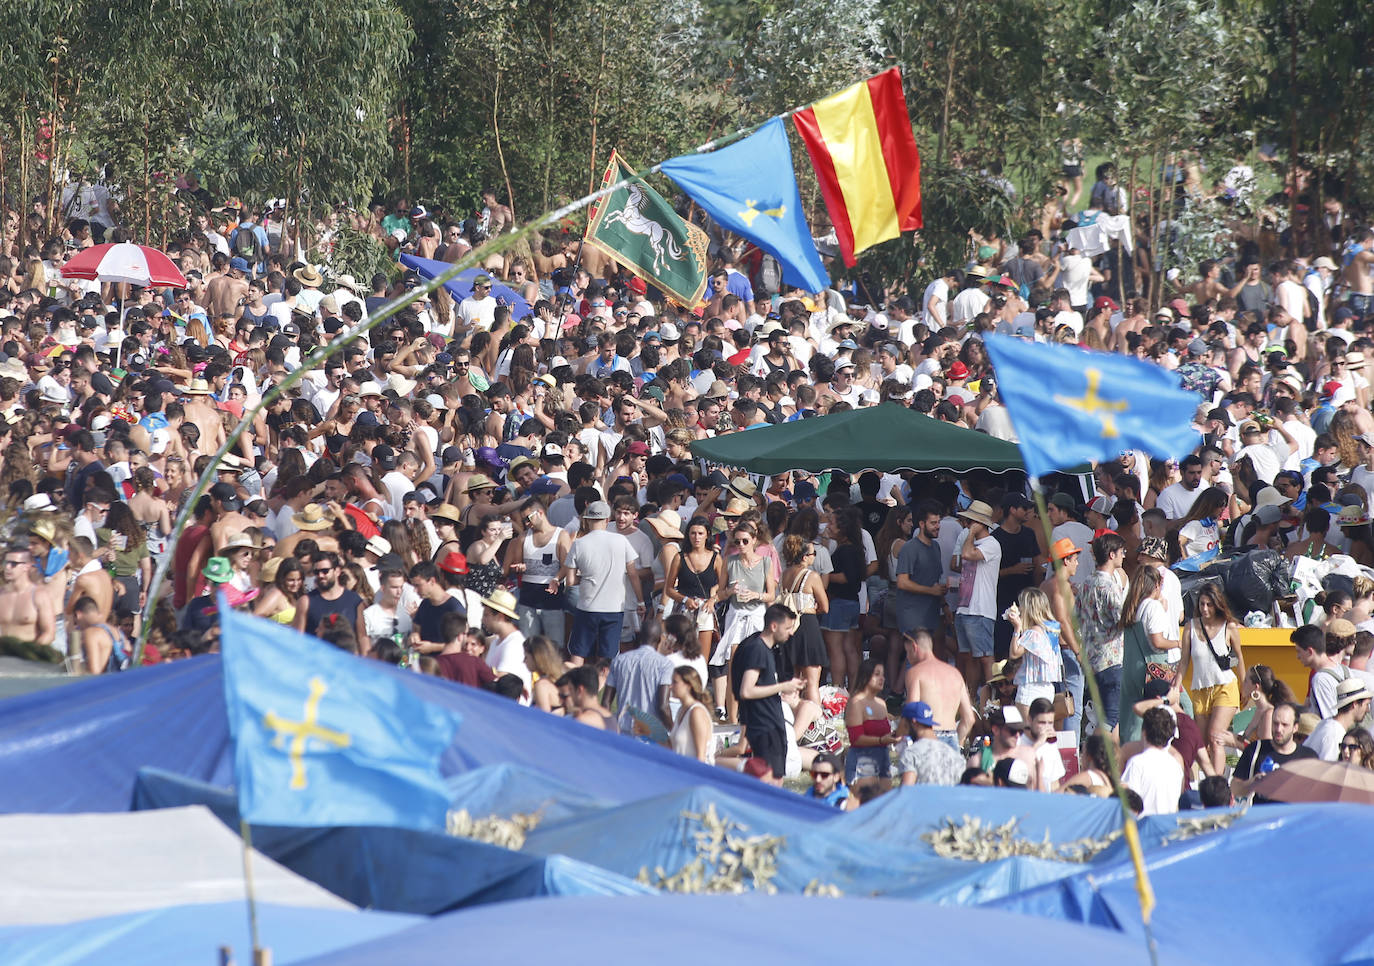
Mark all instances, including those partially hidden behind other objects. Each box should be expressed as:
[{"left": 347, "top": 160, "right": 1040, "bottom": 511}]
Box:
[
  {"left": 1287, "top": 8, "right": 1299, "bottom": 252},
  {"left": 143, "top": 118, "right": 151, "bottom": 243},
  {"left": 46, "top": 54, "right": 59, "bottom": 237},
  {"left": 586, "top": 20, "right": 608, "bottom": 196},
  {"left": 492, "top": 65, "right": 516, "bottom": 223},
  {"left": 936, "top": 15, "right": 960, "bottom": 169},
  {"left": 1146, "top": 144, "right": 1162, "bottom": 312},
  {"left": 18, "top": 99, "right": 29, "bottom": 254},
  {"left": 291, "top": 133, "right": 306, "bottom": 261}
]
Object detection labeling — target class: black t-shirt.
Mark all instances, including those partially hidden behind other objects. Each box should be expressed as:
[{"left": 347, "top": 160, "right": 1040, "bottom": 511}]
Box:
[
  {"left": 1235, "top": 738, "right": 1317, "bottom": 781},
  {"left": 303, "top": 588, "right": 363, "bottom": 636},
  {"left": 731, "top": 632, "right": 784, "bottom": 735},
  {"left": 856, "top": 499, "right": 889, "bottom": 537},
  {"left": 829, "top": 544, "right": 864, "bottom": 601},
  {"left": 90, "top": 370, "right": 116, "bottom": 397},
  {"left": 413, "top": 595, "right": 466, "bottom": 645},
  {"left": 993, "top": 524, "right": 1041, "bottom": 608}
]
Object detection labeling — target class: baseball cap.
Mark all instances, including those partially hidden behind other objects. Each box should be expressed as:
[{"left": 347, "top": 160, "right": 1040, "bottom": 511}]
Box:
[
  {"left": 1049, "top": 492, "right": 1076, "bottom": 511},
  {"left": 1143, "top": 679, "right": 1172, "bottom": 700},
  {"left": 1093, "top": 295, "right": 1120, "bottom": 312},
  {"left": 793, "top": 480, "right": 817, "bottom": 502},
  {"left": 993, "top": 757, "right": 1032, "bottom": 788},
  {"left": 372, "top": 443, "right": 397, "bottom": 470},
  {"left": 1087, "top": 495, "right": 1116, "bottom": 515},
  {"left": 900, "top": 701, "right": 936, "bottom": 727},
  {"left": 988, "top": 705, "right": 1027, "bottom": 730},
  {"left": 1187, "top": 338, "right": 1208, "bottom": 356},
  {"left": 582, "top": 500, "right": 611, "bottom": 520},
  {"left": 1001, "top": 492, "right": 1033, "bottom": 511},
  {"left": 229, "top": 257, "right": 250, "bottom": 273}
]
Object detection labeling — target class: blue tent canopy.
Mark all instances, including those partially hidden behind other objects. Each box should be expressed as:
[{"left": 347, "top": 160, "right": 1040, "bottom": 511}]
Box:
[
  {"left": 0, "top": 901, "right": 418, "bottom": 966},
  {"left": 0, "top": 656, "right": 825, "bottom": 823},
  {"left": 133, "top": 767, "right": 652, "bottom": 914},
  {"left": 292, "top": 894, "right": 1206, "bottom": 966},
  {"left": 397, "top": 254, "right": 533, "bottom": 320}
]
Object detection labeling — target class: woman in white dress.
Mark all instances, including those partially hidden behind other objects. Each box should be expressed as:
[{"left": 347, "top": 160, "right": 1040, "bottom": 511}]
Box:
[{"left": 670, "top": 666, "right": 715, "bottom": 764}]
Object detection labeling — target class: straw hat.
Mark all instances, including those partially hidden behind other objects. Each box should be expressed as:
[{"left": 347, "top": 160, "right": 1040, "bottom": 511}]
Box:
[
  {"left": 260, "top": 557, "right": 284, "bottom": 584},
  {"left": 646, "top": 509, "right": 685, "bottom": 540},
  {"left": 430, "top": 503, "right": 462, "bottom": 526},
  {"left": 29, "top": 519, "right": 57, "bottom": 545},
  {"left": 1338, "top": 505, "right": 1371, "bottom": 528},
  {"left": 181, "top": 378, "right": 211, "bottom": 396},
  {"left": 482, "top": 587, "right": 520, "bottom": 620},
  {"left": 721, "top": 497, "right": 753, "bottom": 517},
  {"left": 292, "top": 503, "right": 332, "bottom": 531},
  {"left": 218, "top": 531, "right": 256, "bottom": 554},
  {"left": 466, "top": 476, "right": 498, "bottom": 493},
  {"left": 293, "top": 265, "right": 324, "bottom": 288},
  {"left": 957, "top": 500, "right": 996, "bottom": 528}
]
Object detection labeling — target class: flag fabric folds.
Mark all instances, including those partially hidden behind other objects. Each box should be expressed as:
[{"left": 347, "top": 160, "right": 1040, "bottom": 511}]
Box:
[
  {"left": 584, "top": 151, "right": 710, "bottom": 307},
  {"left": 660, "top": 117, "right": 831, "bottom": 294},
  {"left": 792, "top": 68, "right": 923, "bottom": 266},
  {"left": 220, "top": 602, "right": 463, "bottom": 829},
  {"left": 983, "top": 334, "right": 1202, "bottom": 480}
]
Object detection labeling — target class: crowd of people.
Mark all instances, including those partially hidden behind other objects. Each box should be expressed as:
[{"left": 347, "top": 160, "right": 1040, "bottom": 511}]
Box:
[{"left": 1, "top": 162, "right": 1372, "bottom": 811}]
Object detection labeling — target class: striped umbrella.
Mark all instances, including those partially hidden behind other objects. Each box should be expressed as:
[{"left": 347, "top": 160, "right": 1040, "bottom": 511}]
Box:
[{"left": 60, "top": 243, "right": 188, "bottom": 288}]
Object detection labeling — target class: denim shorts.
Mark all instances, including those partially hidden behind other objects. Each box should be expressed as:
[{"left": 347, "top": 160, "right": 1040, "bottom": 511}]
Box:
[
  {"left": 820, "top": 598, "right": 860, "bottom": 631},
  {"left": 955, "top": 613, "right": 995, "bottom": 657}
]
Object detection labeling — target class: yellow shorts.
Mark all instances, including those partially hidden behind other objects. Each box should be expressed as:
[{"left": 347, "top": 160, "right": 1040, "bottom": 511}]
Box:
[{"left": 1191, "top": 679, "right": 1241, "bottom": 716}]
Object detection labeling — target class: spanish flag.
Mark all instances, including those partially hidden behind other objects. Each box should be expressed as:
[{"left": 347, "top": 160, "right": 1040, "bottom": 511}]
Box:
[{"left": 792, "top": 68, "right": 923, "bottom": 266}]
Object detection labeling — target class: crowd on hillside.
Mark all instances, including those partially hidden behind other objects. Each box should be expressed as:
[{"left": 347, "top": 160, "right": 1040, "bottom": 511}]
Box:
[{"left": 0, "top": 158, "right": 1371, "bottom": 808}]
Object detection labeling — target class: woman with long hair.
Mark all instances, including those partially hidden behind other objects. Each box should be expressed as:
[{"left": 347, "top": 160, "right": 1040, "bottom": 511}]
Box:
[
  {"left": 1340, "top": 728, "right": 1374, "bottom": 769},
  {"left": 778, "top": 534, "right": 828, "bottom": 704},
  {"left": 523, "top": 635, "right": 567, "bottom": 713},
  {"left": 104, "top": 502, "right": 151, "bottom": 616},
  {"left": 254, "top": 558, "right": 304, "bottom": 625},
  {"left": 1145, "top": 458, "right": 1180, "bottom": 510},
  {"left": 381, "top": 519, "right": 419, "bottom": 570},
  {"left": 822, "top": 507, "right": 867, "bottom": 690},
  {"left": 668, "top": 665, "right": 715, "bottom": 764},
  {"left": 1061, "top": 734, "right": 1113, "bottom": 796},
  {"left": 464, "top": 514, "right": 507, "bottom": 599},
  {"left": 1180, "top": 582, "right": 1246, "bottom": 775},
  {"left": 127, "top": 466, "right": 172, "bottom": 556},
  {"left": 708, "top": 521, "right": 775, "bottom": 723},
  {"left": 1008, "top": 586, "right": 1062, "bottom": 712},
  {"left": 1117, "top": 562, "right": 1173, "bottom": 743},
  {"left": 663, "top": 517, "right": 724, "bottom": 686},
  {"left": 842, "top": 659, "right": 896, "bottom": 783},
  {"left": 1171, "top": 487, "right": 1229, "bottom": 562}
]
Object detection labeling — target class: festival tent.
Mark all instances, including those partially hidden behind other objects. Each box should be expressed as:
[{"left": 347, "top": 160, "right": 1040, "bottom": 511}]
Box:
[
  {"left": 0, "top": 655, "right": 826, "bottom": 822},
  {"left": 132, "top": 768, "right": 653, "bottom": 915},
  {"left": 0, "top": 901, "right": 419, "bottom": 966},
  {"left": 689, "top": 403, "right": 1031, "bottom": 475},
  {"left": 0, "top": 806, "right": 351, "bottom": 925},
  {"left": 292, "top": 893, "right": 1208, "bottom": 966},
  {"left": 989, "top": 803, "right": 1374, "bottom": 964},
  {"left": 397, "top": 254, "right": 533, "bottom": 320}
]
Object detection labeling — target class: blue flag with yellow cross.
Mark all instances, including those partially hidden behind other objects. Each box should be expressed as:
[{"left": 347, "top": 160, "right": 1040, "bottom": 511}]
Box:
[
  {"left": 984, "top": 334, "right": 1202, "bottom": 480},
  {"left": 220, "top": 601, "right": 462, "bottom": 829}
]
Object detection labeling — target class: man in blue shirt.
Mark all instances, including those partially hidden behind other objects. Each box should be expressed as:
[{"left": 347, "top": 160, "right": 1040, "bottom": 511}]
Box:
[
  {"left": 803, "top": 752, "right": 849, "bottom": 808},
  {"left": 720, "top": 248, "right": 756, "bottom": 316}
]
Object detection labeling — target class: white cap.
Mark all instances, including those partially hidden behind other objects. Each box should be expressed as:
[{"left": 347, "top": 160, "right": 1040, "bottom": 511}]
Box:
[
  {"left": 22, "top": 494, "right": 56, "bottom": 511},
  {"left": 425, "top": 393, "right": 448, "bottom": 410},
  {"left": 549, "top": 356, "right": 570, "bottom": 369},
  {"left": 659, "top": 322, "right": 680, "bottom": 342}
]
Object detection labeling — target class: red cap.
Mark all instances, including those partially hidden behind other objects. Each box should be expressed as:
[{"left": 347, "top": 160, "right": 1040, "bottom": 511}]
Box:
[
  {"left": 627, "top": 440, "right": 650, "bottom": 457},
  {"left": 948, "top": 361, "right": 969, "bottom": 380},
  {"left": 1322, "top": 380, "right": 1342, "bottom": 398},
  {"left": 562, "top": 314, "right": 582, "bottom": 330},
  {"left": 626, "top": 276, "right": 647, "bottom": 295},
  {"left": 438, "top": 550, "right": 468, "bottom": 575},
  {"left": 1093, "top": 296, "right": 1119, "bottom": 311},
  {"left": 1169, "top": 298, "right": 1192, "bottom": 318},
  {"left": 1092, "top": 528, "right": 1118, "bottom": 540}
]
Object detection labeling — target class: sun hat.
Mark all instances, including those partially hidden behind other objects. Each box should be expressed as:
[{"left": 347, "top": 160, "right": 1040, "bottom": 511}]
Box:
[
  {"left": 956, "top": 500, "right": 996, "bottom": 528},
  {"left": 482, "top": 587, "right": 520, "bottom": 620},
  {"left": 291, "top": 503, "right": 332, "bottom": 531},
  {"left": 1050, "top": 537, "right": 1082, "bottom": 561},
  {"left": 259, "top": 557, "right": 284, "bottom": 585},
  {"left": 217, "top": 532, "right": 256, "bottom": 554},
  {"left": 646, "top": 509, "right": 685, "bottom": 540},
  {"left": 1337, "top": 505, "right": 1370, "bottom": 528},
  {"left": 202, "top": 556, "right": 233, "bottom": 584},
  {"left": 1138, "top": 536, "right": 1170, "bottom": 561},
  {"left": 1336, "top": 676, "right": 1372, "bottom": 711},
  {"left": 465, "top": 476, "right": 498, "bottom": 493},
  {"left": 293, "top": 265, "right": 324, "bottom": 288},
  {"left": 430, "top": 503, "right": 462, "bottom": 525},
  {"left": 30, "top": 519, "right": 57, "bottom": 545},
  {"left": 365, "top": 535, "right": 392, "bottom": 557},
  {"left": 438, "top": 550, "right": 469, "bottom": 575}
]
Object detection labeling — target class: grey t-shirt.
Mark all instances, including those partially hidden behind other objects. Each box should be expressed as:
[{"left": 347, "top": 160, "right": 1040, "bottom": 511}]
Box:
[
  {"left": 894, "top": 536, "right": 943, "bottom": 632},
  {"left": 567, "top": 529, "right": 635, "bottom": 613}
]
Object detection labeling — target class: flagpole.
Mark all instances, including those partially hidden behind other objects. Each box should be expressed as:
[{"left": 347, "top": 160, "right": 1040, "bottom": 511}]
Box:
[
  {"left": 238, "top": 817, "right": 270, "bottom": 966},
  {"left": 1030, "top": 482, "right": 1159, "bottom": 966},
  {"left": 131, "top": 90, "right": 836, "bottom": 664}
]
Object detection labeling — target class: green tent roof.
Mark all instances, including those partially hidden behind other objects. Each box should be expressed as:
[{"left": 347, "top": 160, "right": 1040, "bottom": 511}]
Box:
[{"left": 689, "top": 404, "right": 1029, "bottom": 475}]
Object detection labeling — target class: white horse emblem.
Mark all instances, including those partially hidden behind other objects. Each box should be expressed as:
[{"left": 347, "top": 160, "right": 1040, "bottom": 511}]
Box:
[{"left": 601, "top": 182, "right": 684, "bottom": 273}]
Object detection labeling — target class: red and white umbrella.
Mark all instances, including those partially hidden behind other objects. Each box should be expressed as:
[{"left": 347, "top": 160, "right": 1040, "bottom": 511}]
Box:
[{"left": 61, "top": 243, "right": 188, "bottom": 288}]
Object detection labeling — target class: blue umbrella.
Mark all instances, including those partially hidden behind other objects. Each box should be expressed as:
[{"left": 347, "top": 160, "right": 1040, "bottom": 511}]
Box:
[{"left": 398, "top": 254, "right": 533, "bottom": 321}]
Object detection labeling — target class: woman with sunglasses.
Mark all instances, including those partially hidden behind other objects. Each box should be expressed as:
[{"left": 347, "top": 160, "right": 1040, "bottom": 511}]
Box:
[
  {"left": 778, "top": 534, "right": 827, "bottom": 704},
  {"left": 708, "top": 523, "right": 775, "bottom": 723},
  {"left": 1339, "top": 728, "right": 1374, "bottom": 768}
]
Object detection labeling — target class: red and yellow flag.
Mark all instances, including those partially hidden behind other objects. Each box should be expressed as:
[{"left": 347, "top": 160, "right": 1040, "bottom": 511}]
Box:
[{"left": 792, "top": 68, "right": 923, "bottom": 266}]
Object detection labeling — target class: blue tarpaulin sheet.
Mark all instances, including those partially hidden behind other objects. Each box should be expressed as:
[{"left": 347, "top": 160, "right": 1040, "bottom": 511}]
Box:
[
  {"left": 0, "top": 656, "right": 826, "bottom": 821},
  {"left": 0, "top": 901, "right": 418, "bottom": 966},
  {"left": 292, "top": 894, "right": 1206, "bottom": 966},
  {"left": 131, "top": 768, "right": 652, "bottom": 914},
  {"left": 397, "top": 254, "right": 533, "bottom": 320}
]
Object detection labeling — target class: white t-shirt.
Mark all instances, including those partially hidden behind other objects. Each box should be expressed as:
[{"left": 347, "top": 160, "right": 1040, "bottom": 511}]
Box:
[
  {"left": 1179, "top": 520, "right": 1220, "bottom": 558},
  {"left": 487, "top": 630, "right": 531, "bottom": 696},
  {"left": 458, "top": 295, "right": 498, "bottom": 330},
  {"left": 1020, "top": 734, "right": 1066, "bottom": 790},
  {"left": 1304, "top": 717, "right": 1344, "bottom": 762},
  {"left": 956, "top": 534, "right": 1001, "bottom": 619},
  {"left": 1122, "top": 745, "right": 1183, "bottom": 815},
  {"left": 1059, "top": 254, "right": 1093, "bottom": 306},
  {"left": 1155, "top": 481, "right": 1203, "bottom": 520},
  {"left": 950, "top": 287, "right": 989, "bottom": 325},
  {"left": 619, "top": 527, "right": 655, "bottom": 612},
  {"left": 921, "top": 278, "right": 951, "bottom": 330}
]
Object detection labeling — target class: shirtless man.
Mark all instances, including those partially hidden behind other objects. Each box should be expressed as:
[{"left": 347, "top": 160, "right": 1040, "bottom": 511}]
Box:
[
  {"left": 204, "top": 253, "right": 249, "bottom": 319},
  {"left": 66, "top": 537, "right": 114, "bottom": 665},
  {"left": 902, "top": 629, "right": 975, "bottom": 749},
  {"left": 181, "top": 381, "right": 226, "bottom": 455},
  {"left": 0, "top": 545, "right": 54, "bottom": 645},
  {"left": 1342, "top": 228, "right": 1374, "bottom": 319},
  {"left": 557, "top": 665, "right": 615, "bottom": 730},
  {"left": 73, "top": 595, "right": 126, "bottom": 674},
  {"left": 208, "top": 481, "right": 254, "bottom": 552}
]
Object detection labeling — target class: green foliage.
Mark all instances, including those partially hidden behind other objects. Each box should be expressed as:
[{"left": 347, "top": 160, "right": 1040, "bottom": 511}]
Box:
[{"left": 328, "top": 225, "right": 399, "bottom": 285}]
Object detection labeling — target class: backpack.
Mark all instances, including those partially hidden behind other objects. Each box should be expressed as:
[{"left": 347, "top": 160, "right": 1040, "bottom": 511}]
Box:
[{"left": 235, "top": 223, "right": 263, "bottom": 262}]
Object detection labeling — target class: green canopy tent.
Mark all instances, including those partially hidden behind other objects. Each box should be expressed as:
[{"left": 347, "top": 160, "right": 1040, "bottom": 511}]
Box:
[{"left": 689, "top": 404, "right": 1031, "bottom": 475}]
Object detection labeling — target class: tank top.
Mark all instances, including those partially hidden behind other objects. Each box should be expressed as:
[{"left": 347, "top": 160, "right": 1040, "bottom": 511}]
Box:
[
  {"left": 671, "top": 702, "right": 714, "bottom": 764},
  {"left": 1189, "top": 619, "right": 1237, "bottom": 689},
  {"left": 727, "top": 555, "right": 767, "bottom": 613},
  {"left": 676, "top": 551, "right": 719, "bottom": 598},
  {"left": 521, "top": 529, "right": 562, "bottom": 584}
]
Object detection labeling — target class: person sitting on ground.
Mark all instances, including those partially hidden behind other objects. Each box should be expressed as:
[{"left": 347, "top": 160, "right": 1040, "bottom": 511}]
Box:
[
  {"left": 803, "top": 751, "right": 849, "bottom": 808},
  {"left": 557, "top": 664, "right": 615, "bottom": 730}
]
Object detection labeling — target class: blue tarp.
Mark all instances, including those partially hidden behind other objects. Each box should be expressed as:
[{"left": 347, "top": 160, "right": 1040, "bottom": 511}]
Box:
[
  {"left": 132, "top": 768, "right": 652, "bottom": 914},
  {"left": 292, "top": 894, "right": 1206, "bottom": 966},
  {"left": 0, "top": 901, "right": 418, "bottom": 966},
  {"left": 397, "top": 255, "right": 533, "bottom": 320},
  {"left": 0, "top": 656, "right": 826, "bottom": 821},
  {"left": 990, "top": 803, "right": 1374, "bottom": 964}
]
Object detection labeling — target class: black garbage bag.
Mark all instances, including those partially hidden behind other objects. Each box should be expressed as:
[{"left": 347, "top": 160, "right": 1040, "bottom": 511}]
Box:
[{"left": 1223, "top": 549, "right": 1292, "bottom": 616}]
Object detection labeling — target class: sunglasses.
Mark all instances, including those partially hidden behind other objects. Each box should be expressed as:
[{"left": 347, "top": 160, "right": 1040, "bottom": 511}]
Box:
[
  {"left": 313, "top": 567, "right": 334, "bottom": 576},
  {"left": 1341, "top": 743, "right": 1361, "bottom": 752},
  {"left": 810, "top": 770, "right": 834, "bottom": 779}
]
